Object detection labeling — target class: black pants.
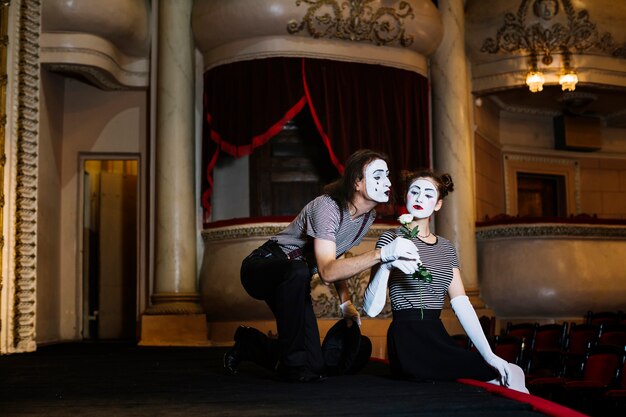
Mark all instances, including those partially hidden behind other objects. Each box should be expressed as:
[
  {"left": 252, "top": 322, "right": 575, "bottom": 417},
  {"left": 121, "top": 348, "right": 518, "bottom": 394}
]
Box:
[{"left": 240, "top": 242, "right": 325, "bottom": 374}]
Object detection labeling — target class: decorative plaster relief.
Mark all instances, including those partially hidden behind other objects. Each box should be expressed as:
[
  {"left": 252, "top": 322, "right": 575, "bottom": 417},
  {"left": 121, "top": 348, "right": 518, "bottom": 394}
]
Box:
[
  {"left": 481, "top": 0, "right": 623, "bottom": 64},
  {"left": 192, "top": 0, "right": 442, "bottom": 75},
  {"left": 202, "top": 222, "right": 388, "bottom": 242},
  {"left": 477, "top": 223, "right": 626, "bottom": 240},
  {"left": 1, "top": 0, "right": 40, "bottom": 354},
  {"left": 311, "top": 251, "right": 392, "bottom": 319},
  {"left": 287, "top": 0, "right": 415, "bottom": 47},
  {"left": 0, "top": 0, "right": 8, "bottom": 354},
  {"left": 466, "top": 0, "right": 626, "bottom": 92}
]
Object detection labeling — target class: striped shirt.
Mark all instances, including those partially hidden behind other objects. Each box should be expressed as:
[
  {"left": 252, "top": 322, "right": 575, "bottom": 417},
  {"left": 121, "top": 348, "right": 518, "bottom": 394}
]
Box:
[
  {"left": 273, "top": 195, "right": 376, "bottom": 271},
  {"left": 376, "top": 229, "right": 459, "bottom": 310}
]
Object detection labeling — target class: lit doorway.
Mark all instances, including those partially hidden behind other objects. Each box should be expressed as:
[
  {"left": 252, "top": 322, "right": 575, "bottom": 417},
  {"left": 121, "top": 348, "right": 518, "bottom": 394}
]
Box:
[{"left": 82, "top": 159, "right": 139, "bottom": 340}]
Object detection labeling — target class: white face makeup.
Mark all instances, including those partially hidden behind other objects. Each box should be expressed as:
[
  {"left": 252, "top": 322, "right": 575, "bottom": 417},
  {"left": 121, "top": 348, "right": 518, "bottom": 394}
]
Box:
[
  {"left": 364, "top": 159, "right": 391, "bottom": 203},
  {"left": 406, "top": 178, "right": 440, "bottom": 219}
]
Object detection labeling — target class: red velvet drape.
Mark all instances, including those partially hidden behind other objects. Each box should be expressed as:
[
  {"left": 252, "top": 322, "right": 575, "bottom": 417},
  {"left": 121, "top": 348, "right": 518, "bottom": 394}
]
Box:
[{"left": 202, "top": 57, "right": 430, "bottom": 219}]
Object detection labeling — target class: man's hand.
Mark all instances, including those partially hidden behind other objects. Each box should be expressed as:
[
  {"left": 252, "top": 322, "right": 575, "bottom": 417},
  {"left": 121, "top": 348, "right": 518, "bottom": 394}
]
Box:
[
  {"left": 380, "top": 237, "right": 419, "bottom": 263},
  {"left": 340, "top": 300, "right": 361, "bottom": 327}
]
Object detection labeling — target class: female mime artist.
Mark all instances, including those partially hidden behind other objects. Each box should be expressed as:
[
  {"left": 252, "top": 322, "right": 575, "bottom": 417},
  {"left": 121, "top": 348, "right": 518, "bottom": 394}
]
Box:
[
  {"left": 225, "top": 149, "right": 420, "bottom": 382},
  {"left": 363, "top": 170, "right": 528, "bottom": 393}
]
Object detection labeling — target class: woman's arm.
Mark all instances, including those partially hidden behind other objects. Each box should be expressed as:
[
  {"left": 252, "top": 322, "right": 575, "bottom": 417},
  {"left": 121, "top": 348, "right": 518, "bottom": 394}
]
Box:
[
  {"left": 448, "top": 268, "right": 466, "bottom": 299},
  {"left": 449, "top": 268, "right": 511, "bottom": 385},
  {"left": 363, "top": 263, "right": 392, "bottom": 317}
]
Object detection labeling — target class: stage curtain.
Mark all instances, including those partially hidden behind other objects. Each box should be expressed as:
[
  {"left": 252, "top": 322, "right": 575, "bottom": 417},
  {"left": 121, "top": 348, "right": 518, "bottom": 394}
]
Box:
[
  {"left": 202, "top": 57, "right": 430, "bottom": 218},
  {"left": 201, "top": 58, "right": 306, "bottom": 211},
  {"left": 302, "top": 58, "right": 430, "bottom": 192}
]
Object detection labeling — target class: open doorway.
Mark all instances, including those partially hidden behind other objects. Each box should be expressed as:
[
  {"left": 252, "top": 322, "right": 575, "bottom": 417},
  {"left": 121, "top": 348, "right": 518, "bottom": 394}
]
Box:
[{"left": 82, "top": 159, "right": 139, "bottom": 340}]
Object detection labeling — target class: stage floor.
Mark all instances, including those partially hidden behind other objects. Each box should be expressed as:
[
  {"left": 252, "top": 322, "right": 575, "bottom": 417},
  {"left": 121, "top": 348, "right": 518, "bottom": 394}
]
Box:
[{"left": 0, "top": 342, "right": 585, "bottom": 417}]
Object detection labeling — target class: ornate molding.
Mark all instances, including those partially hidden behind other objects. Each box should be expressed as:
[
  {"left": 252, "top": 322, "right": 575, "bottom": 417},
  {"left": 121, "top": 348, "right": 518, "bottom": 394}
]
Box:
[
  {"left": 481, "top": 0, "right": 625, "bottom": 63},
  {"left": 0, "top": 1, "right": 8, "bottom": 327},
  {"left": 287, "top": 0, "right": 415, "bottom": 47},
  {"left": 477, "top": 223, "right": 626, "bottom": 240},
  {"left": 490, "top": 95, "right": 561, "bottom": 117},
  {"left": 202, "top": 222, "right": 390, "bottom": 241},
  {"left": 9, "top": 0, "right": 39, "bottom": 353},
  {"left": 202, "top": 224, "right": 289, "bottom": 241}
]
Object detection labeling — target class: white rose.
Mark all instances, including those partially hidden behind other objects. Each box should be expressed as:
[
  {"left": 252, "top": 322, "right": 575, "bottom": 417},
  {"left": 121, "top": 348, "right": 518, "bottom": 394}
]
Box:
[{"left": 398, "top": 214, "right": 414, "bottom": 225}]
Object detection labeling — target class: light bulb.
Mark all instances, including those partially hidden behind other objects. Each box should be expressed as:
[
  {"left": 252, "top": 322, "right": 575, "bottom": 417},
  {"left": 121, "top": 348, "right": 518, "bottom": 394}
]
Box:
[
  {"left": 559, "top": 71, "right": 578, "bottom": 91},
  {"left": 526, "top": 71, "right": 545, "bottom": 93}
]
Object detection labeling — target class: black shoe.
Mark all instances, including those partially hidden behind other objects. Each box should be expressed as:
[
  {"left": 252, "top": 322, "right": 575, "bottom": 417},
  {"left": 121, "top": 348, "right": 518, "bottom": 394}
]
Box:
[
  {"left": 277, "top": 364, "right": 326, "bottom": 383},
  {"left": 223, "top": 326, "right": 248, "bottom": 376},
  {"left": 223, "top": 348, "right": 239, "bottom": 376}
]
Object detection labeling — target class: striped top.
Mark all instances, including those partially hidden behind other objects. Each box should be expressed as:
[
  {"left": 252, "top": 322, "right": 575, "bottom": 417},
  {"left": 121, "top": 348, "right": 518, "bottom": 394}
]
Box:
[
  {"left": 273, "top": 195, "right": 376, "bottom": 271},
  {"left": 375, "top": 229, "right": 459, "bottom": 310}
]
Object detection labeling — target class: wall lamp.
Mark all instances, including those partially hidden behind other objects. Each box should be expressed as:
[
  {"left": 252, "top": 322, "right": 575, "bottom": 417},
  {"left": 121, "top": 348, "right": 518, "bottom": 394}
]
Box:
[
  {"left": 558, "top": 51, "right": 578, "bottom": 92},
  {"left": 525, "top": 50, "right": 578, "bottom": 93},
  {"left": 526, "top": 53, "right": 545, "bottom": 92}
]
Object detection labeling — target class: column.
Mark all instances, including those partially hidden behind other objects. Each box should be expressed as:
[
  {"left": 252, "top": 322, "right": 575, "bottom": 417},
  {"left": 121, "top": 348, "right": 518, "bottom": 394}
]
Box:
[
  {"left": 431, "top": 0, "right": 482, "bottom": 305},
  {"left": 140, "top": 0, "right": 208, "bottom": 345}
]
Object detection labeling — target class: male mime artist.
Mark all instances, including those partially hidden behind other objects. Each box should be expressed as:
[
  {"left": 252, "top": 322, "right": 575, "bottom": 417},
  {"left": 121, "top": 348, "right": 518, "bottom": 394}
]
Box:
[{"left": 224, "top": 149, "right": 420, "bottom": 382}]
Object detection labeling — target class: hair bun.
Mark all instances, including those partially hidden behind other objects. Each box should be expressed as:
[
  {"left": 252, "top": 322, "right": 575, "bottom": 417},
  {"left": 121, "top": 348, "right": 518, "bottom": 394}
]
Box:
[{"left": 441, "top": 173, "right": 454, "bottom": 194}]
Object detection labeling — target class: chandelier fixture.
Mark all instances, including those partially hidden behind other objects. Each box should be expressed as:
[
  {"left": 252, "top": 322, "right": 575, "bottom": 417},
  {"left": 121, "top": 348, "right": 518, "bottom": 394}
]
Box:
[
  {"left": 558, "top": 51, "right": 578, "bottom": 91},
  {"left": 481, "top": 0, "right": 622, "bottom": 93},
  {"left": 524, "top": 51, "right": 578, "bottom": 93},
  {"left": 525, "top": 53, "right": 544, "bottom": 92}
]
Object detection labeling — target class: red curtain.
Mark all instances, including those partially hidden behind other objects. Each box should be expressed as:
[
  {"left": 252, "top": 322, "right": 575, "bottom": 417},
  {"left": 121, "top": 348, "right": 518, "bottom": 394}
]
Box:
[{"left": 202, "top": 57, "right": 430, "bottom": 218}]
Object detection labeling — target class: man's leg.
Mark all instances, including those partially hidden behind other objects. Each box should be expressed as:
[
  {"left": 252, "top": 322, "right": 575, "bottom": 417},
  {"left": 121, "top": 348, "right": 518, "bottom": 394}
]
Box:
[
  {"left": 242, "top": 257, "right": 324, "bottom": 381},
  {"left": 225, "top": 255, "right": 289, "bottom": 374},
  {"left": 224, "top": 325, "right": 278, "bottom": 375},
  {"left": 302, "top": 293, "right": 325, "bottom": 374}
]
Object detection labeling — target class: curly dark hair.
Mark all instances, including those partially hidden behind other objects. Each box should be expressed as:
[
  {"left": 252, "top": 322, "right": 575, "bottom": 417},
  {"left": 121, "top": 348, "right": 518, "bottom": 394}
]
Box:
[
  {"left": 323, "top": 149, "right": 390, "bottom": 210},
  {"left": 402, "top": 169, "right": 454, "bottom": 200}
]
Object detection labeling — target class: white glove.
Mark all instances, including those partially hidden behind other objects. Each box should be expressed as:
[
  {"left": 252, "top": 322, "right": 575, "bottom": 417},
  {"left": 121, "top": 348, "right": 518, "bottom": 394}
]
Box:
[
  {"left": 451, "top": 295, "right": 511, "bottom": 387},
  {"left": 363, "top": 263, "right": 391, "bottom": 318},
  {"left": 380, "top": 237, "right": 419, "bottom": 263},
  {"left": 340, "top": 300, "right": 361, "bottom": 327},
  {"left": 393, "top": 257, "right": 421, "bottom": 274},
  {"left": 363, "top": 258, "right": 421, "bottom": 317}
]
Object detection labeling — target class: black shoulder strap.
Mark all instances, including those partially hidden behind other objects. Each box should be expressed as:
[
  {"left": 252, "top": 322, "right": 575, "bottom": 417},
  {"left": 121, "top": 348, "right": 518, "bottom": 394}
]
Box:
[
  {"left": 334, "top": 198, "right": 371, "bottom": 251},
  {"left": 352, "top": 211, "right": 370, "bottom": 245}
]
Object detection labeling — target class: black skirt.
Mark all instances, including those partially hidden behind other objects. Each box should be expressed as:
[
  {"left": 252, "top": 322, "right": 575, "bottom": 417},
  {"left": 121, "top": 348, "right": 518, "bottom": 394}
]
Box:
[{"left": 387, "top": 308, "right": 498, "bottom": 382}]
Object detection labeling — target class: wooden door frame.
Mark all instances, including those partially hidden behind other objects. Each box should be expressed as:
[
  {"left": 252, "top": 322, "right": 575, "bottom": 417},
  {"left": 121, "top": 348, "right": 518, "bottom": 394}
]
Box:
[{"left": 77, "top": 153, "right": 145, "bottom": 340}]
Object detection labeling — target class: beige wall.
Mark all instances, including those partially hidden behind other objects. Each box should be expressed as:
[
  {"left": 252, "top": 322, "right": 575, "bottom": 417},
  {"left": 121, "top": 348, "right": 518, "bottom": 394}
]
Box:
[
  {"left": 475, "top": 133, "right": 504, "bottom": 221},
  {"left": 474, "top": 98, "right": 626, "bottom": 222},
  {"left": 499, "top": 111, "right": 555, "bottom": 150},
  {"left": 36, "top": 74, "right": 147, "bottom": 343},
  {"left": 579, "top": 157, "right": 626, "bottom": 219},
  {"left": 36, "top": 70, "right": 65, "bottom": 343},
  {"left": 473, "top": 98, "right": 504, "bottom": 221}
]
